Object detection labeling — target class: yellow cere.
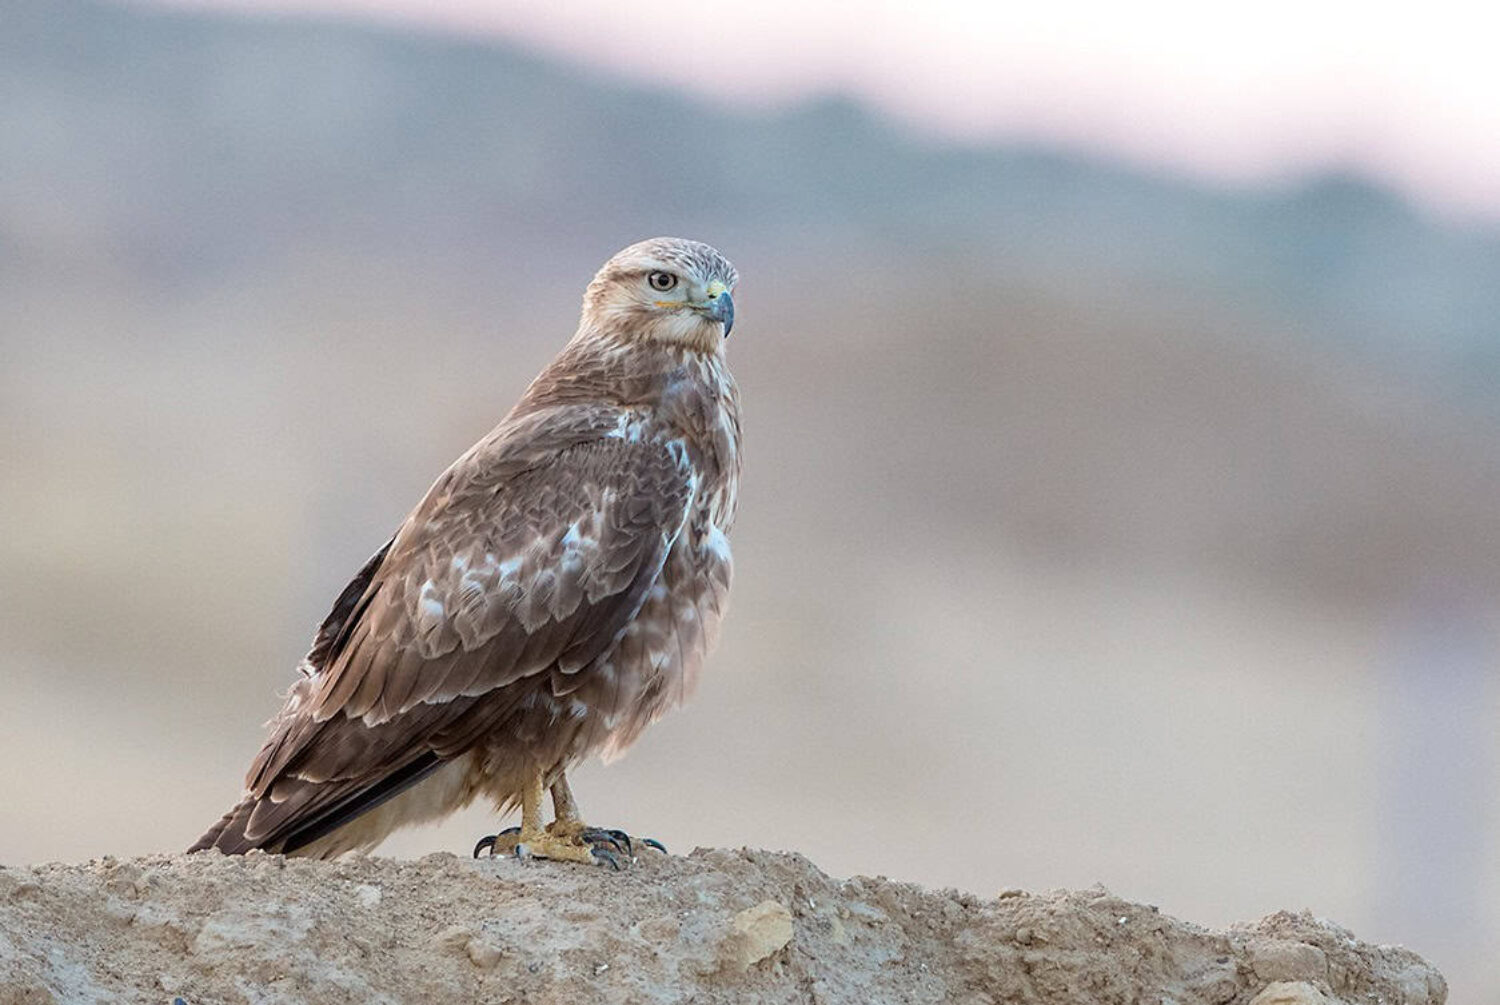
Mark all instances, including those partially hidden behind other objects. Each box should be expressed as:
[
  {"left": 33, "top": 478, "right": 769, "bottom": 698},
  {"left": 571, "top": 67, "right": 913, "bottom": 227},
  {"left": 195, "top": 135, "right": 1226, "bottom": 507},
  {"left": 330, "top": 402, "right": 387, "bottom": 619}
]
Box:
[{"left": 656, "top": 281, "right": 726, "bottom": 310}]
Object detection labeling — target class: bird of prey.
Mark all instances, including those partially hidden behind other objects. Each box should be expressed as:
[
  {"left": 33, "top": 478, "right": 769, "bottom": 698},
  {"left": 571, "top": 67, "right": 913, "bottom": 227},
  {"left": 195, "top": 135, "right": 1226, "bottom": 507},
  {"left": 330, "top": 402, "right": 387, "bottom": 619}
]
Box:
[{"left": 190, "top": 237, "right": 741, "bottom": 866}]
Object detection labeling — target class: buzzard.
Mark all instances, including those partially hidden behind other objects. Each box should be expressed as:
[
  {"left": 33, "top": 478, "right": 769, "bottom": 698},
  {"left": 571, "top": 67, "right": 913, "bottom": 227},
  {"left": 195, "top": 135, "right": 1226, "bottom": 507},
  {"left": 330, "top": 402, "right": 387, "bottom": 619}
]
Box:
[{"left": 191, "top": 237, "right": 741, "bottom": 866}]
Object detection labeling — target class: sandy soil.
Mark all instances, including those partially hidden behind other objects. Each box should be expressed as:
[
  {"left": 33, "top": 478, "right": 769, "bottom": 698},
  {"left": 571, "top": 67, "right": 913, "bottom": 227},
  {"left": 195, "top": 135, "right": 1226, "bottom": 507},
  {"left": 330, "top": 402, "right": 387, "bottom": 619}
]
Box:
[{"left": 0, "top": 848, "right": 1444, "bottom": 1005}]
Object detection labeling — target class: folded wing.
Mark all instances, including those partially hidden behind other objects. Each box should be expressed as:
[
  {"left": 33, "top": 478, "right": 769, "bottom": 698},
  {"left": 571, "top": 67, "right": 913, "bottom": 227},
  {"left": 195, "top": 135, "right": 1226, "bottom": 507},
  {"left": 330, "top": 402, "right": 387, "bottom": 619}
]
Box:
[{"left": 194, "top": 415, "right": 695, "bottom": 855}]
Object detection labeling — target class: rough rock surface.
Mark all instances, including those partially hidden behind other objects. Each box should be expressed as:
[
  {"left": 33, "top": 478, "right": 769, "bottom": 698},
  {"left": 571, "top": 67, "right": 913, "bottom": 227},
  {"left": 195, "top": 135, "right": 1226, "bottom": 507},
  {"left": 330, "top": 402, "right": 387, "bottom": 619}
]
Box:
[{"left": 0, "top": 849, "right": 1445, "bottom": 1005}]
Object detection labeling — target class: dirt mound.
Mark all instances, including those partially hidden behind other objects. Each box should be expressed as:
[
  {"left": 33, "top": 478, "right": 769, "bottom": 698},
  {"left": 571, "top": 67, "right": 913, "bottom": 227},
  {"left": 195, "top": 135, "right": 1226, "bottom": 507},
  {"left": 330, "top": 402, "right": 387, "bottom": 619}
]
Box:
[{"left": 0, "top": 848, "right": 1444, "bottom": 1004}]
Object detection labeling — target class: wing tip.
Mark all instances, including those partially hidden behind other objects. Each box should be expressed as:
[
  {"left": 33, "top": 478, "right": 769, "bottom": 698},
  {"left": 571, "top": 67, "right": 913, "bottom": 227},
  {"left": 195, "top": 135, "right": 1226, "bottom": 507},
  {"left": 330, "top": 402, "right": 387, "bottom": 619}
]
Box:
[{"left": 187, "top": 796, "right": 263, "bottom": 856}]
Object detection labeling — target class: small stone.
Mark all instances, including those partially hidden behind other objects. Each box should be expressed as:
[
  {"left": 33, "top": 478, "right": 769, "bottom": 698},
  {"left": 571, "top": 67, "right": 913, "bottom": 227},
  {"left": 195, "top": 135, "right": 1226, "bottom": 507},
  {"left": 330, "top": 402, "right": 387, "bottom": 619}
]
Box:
[
  {"left": 465, "top": 937, "right": 503, "bottom": 970},
  {"left": 997, "top": 888, "right": 1026, "bottom": 899},
  {"left": 723, "top": 900, "right": 794, "bottom": 973},
  {"left": 352, "top": 883, "right": 382, "bottom": 908},
  {"left": 1248, "top": 981, "right": 1330, "bottom": 1005}
]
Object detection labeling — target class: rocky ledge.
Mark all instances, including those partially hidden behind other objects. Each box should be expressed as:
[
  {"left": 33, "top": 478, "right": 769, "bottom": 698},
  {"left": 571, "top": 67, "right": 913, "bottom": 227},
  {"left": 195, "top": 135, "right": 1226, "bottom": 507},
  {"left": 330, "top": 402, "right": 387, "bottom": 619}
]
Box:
[{"left": 0, "top": 848, "right": 1444, "bottom": 1004}]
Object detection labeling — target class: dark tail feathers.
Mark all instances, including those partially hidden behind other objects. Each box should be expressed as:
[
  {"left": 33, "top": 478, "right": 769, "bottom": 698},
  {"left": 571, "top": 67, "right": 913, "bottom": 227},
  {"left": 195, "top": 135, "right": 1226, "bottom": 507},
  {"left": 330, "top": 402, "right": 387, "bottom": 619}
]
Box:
[{"left": 187, "top": 796, "right": 262, "bottom": 855}]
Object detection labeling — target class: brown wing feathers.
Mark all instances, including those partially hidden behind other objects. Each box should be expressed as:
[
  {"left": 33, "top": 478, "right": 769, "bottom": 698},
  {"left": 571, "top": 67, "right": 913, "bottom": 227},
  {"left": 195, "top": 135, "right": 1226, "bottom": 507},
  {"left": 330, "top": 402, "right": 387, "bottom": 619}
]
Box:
[{"left": 192, "top": 428, "right": 694, "bottom": 855}]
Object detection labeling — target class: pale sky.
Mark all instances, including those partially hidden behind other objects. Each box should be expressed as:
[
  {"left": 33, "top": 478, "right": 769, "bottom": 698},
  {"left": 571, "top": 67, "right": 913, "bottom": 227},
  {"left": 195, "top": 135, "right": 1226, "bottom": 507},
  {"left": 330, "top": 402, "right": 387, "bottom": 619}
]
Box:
[{"left": 153, "top": 0, "right": 1500, "bottom": 221}]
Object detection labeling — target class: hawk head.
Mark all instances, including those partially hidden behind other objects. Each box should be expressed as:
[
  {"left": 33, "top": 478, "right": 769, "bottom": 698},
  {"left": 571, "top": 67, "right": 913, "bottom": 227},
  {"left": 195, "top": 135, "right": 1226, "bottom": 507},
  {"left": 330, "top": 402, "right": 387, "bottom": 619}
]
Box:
[{"left": 581, "top": 237, "right": 738, "bottom": 351}]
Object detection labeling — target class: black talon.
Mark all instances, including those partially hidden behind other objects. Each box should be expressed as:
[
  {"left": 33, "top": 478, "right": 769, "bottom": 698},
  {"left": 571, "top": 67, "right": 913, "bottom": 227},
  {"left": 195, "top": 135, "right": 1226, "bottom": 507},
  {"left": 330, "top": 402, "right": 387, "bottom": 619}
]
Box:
[
  {"left": 472, "top": 826, "right": 522, "bottom": 859},
  {"left": 590, "top": 845, "right": 622, "bottom": 870},
  {"left": 582, "top": 828, "right": 632, "bottom": 856},
  {"left": 642, "top": 837, "right": 667, "bottom": 854}
]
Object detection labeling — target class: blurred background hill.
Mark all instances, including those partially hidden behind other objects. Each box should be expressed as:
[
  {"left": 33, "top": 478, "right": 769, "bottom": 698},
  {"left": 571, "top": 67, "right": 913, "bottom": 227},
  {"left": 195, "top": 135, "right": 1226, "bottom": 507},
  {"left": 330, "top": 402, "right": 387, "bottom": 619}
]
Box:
[{"left": 2, "top": 0, "right": 1497, "bottom": 997}]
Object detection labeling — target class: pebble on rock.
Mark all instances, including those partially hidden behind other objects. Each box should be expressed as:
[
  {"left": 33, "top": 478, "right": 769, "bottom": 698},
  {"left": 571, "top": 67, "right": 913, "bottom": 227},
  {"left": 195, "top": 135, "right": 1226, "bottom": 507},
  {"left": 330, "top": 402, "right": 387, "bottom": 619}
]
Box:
[{"left": 724, "top": 900, "right": 794, "bottom": 973}]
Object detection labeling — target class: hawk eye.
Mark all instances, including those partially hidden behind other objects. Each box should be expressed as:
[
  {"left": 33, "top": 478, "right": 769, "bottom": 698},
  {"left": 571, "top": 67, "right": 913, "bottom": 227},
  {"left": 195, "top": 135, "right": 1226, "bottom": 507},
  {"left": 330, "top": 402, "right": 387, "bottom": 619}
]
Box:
[{"left": 647, "top": 271, "right": 678, "bottom": 292}]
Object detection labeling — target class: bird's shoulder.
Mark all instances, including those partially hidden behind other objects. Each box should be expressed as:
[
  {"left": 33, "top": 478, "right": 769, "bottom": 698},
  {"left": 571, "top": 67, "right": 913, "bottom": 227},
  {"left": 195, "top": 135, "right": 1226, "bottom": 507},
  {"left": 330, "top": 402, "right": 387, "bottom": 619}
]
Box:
[
  {"left": 291, "top": 399, "right": 694, "bottom": 686},
  {"left": 426, "top": 399, "right": 694, "bottom": 519}
]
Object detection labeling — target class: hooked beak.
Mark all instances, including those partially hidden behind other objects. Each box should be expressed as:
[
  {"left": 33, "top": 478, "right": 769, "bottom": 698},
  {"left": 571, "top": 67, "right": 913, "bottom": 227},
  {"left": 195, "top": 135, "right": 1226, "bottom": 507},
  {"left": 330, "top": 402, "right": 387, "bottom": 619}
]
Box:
[{"left": 704, "top": 289, "right": 734, "bottom": 338}]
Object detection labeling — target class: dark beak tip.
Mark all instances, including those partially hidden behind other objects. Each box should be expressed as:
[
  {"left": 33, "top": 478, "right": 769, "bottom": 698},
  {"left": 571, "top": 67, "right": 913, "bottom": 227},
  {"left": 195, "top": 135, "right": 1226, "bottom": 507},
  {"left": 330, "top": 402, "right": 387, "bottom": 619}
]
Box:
[{"left": 713, "top": 291, "right": 735, "bottom": 338}]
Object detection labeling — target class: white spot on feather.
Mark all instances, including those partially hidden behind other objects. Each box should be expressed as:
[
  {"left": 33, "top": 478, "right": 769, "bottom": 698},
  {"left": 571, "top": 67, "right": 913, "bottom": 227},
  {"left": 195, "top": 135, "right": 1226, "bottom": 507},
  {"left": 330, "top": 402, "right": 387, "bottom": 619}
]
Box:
[
  {"left": 418, "top": 580, "right": 444, "bottom": 620},
  {"left": 603, "top": 412, "right": 646, "bottom": 442},
  {"left": 704, "top": 526, "right": 732, "bottom": 562}
]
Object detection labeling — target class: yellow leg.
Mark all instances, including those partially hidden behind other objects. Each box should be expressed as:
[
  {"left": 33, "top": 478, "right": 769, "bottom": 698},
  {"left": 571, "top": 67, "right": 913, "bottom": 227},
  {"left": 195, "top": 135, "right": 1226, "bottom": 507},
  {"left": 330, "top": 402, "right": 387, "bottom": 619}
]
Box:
[
  {"left": 473, "top": 769, "right": 601, "bottom": 866},
  {"left": 547, "top": 772, "right": 584, "bottom": 838},
  {"left": 547, "top": 771, "right": 647, "bottom": 860},
  {"left": 513, "top": 770, "right": 598, "bottom": 865},
  {"left": 473, "top": 769, "right": 648, "bottom": 866},
  {"left": 517, "top": 772, "right": 546, "bottom": 843}
]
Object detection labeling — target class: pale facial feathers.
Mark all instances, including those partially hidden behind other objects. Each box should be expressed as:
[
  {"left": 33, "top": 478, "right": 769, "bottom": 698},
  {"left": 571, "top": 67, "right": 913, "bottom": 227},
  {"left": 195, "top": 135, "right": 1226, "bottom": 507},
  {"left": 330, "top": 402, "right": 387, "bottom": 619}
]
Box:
[{"left": 580, "top": 237, "right": 739, "bottom": 352}]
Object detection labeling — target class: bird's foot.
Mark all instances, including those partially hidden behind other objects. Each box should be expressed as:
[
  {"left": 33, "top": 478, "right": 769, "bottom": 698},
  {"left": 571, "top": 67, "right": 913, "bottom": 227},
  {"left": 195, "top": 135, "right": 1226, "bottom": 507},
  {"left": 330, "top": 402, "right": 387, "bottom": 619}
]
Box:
[
  {"left": 473, "top": 822, "right": 666, "bottom": 868},
  {"left": 472, "top": 824, "right": 649, "bottom": 869},
  {"left": 472, "top": 826, "right": 522, "bottom": 859},
  {"left": 548, "top": 818, "right": 667, "bottom": 859}
]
